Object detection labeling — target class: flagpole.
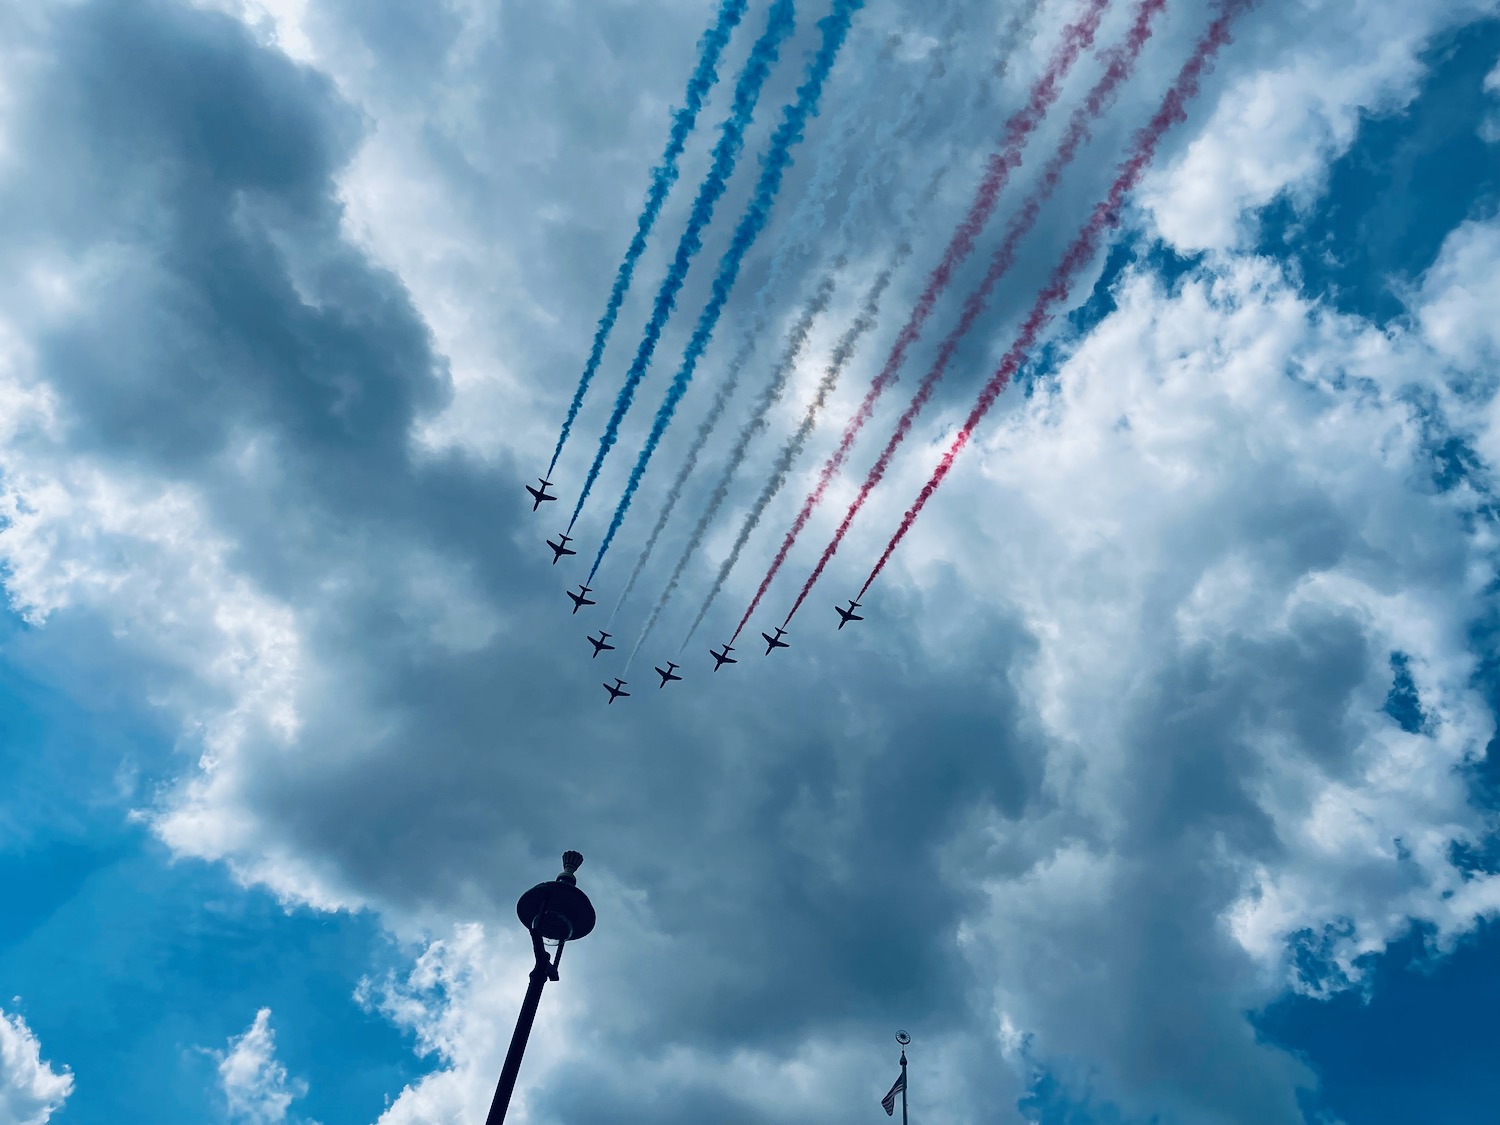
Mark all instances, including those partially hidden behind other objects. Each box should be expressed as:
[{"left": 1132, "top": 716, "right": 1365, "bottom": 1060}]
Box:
[
  {"left": 900, "top": 1047, "right": 908, "bottom": 1125},
  {"left": 893, "top": 1029, "right": 911, "bottom": 1125}
]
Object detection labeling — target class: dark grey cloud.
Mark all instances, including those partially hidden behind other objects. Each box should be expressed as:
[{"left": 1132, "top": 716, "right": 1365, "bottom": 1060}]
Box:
[
  {"left": 2, "top": 0, "right": 1498, "bottom": 1122},
  {"left": 5, "top": 0, "right": 449, "bottom": 501},
  {"left": 1, "top": 0, "right": 1031, "bottom": 1108}
]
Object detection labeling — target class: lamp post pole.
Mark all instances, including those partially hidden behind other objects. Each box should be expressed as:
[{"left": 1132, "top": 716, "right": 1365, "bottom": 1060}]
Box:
[{"left": 484, "top": 851, "right": 596, "bottom": 1125}]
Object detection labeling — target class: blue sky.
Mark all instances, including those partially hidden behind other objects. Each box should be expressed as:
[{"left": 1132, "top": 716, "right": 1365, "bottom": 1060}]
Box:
[
  {"left": 0, "top": 610, "right": 432, "bottom": 1124},
  {"left": 2, "top": 1, "right": 1499, "bottom": 1123}
]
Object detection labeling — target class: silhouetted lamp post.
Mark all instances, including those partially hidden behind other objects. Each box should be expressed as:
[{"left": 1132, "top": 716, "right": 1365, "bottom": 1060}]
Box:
[{"left": 484, "top": 851, "right": 596, "bottom": 1125}]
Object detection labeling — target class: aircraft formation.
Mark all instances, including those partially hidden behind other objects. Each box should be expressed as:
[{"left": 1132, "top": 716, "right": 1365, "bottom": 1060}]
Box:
[{"left": 517, "top": 0, "right": 1254, "bottom": 701}]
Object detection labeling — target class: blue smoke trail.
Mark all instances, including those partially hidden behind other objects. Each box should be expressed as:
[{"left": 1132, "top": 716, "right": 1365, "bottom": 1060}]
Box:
[
  {"left": 611, "top": 9, "right": 959, "bottom": 617},
  {"left": 546, "top": 0, "right": 750, "bottom": 478},
  {"left": 566, "top": 0, "right": 796, "bottom": 532},
  {"left": 587, "top": 0, "right": 867, "bottom": 581},
  {"left": 609, "top": 39, "right": 908, "bottom": 619}
]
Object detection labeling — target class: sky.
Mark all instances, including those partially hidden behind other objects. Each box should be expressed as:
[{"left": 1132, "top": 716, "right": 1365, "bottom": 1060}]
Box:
[{"left": 1, "top": 0, "right": 1498, "bottom": 1123}]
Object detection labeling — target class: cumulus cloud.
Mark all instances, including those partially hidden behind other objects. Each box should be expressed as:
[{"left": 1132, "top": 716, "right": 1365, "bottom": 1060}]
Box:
[
  {"left": 0, "top": 1008, "right": 73, "bottom": 1125},
  {"left": 215, "top": 1009, "right": 310, "bottom": 1125},
  {"left": 1481, "top": 54, "right": 1500, "bottom": 141},
  {"left": 1141, "top": 0, "right": 1500, "bottom": 251},
  {"left": 1, "top": 0, "right": 1498, "bottom": 1122},
  {"left": 887, "top": 232, "right": 1500, "bottom": 1121},
  {"left": 1420, "top": 217, "right": 1500, "bottom": 370},
  {"left": 356, "top": 924, "right": 547, "bottom": 1124},
  {"left": 357, "top": 922, "right": 987, "bottom": 1125}
]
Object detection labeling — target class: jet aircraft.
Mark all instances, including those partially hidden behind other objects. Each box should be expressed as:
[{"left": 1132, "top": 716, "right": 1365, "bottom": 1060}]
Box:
[
  {"left": 836, "top": 599, "right": 864, "bottom": 629},
  {"left": 526, "top": 478, "right": 558, "bottom": 511},
  {"left": 603, "top": 678, "right": 630, "bottom": 704},
  {"left": 655, "top": 661, "right": 682, "bottom": 687},
  {"left": 587, "top": 631, "right": 615, "bottom": 658},
  {"left": 761, "top": 627, "right": 789, "bottom": 654},
  {"left": 547, "top": 534, "right": 577, "bottom": 564},
  {"left": 567, "top": 584, "right": 596, "bottom": 613},
  {"left": 710, "top": 644, "right": 737, "bottom": 671}
]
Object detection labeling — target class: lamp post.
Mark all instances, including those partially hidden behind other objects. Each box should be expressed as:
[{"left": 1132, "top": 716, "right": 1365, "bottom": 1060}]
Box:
[{"left": 483, "top": 851, "right": 596, "bottom": 1125}]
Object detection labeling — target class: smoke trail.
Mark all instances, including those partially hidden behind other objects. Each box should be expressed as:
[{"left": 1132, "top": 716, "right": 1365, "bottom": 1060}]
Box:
[
  {"left": 546, "top": 0, "right": 751, "bottom": 477},
  {"left": 609, "top": 332, "right": 742, "bottom": 619},
  {"left": 566, "top": 0, "right": 796, "bottom": 532},
  {"left": 782, "top": 0, "right": 1170, "bottom": 625},
  {"left": 611, "top": 26, "right": 886, "bottom": 615},
  {"left": 625, "top": 270, "right": 839, "bottom": 664},
  {"left": 877, "top": 0, "right": 1041, "bottom": 192},
  {"left": 679, "top": 2, "right": 1028, "bottom": 645},
  {"left": 732, "top": 0, "right": 1114, "bottom": 642},
  {"left": 860, "top": 0, "right": 1254, "bottom": 598},
  {"left": 685, "top": 253, "right": 901, "bottom": 646},
  {"left": 616, "top": 2, "right": 961, "bottom": 612},
  {"left": 610, "top": 62, "right": 875, "bottom": 614},
  {"left": 587, "top": 0, "right": 867, "bottom": 580},
  {"left": 613, "top": 263, "right": 843, "bottom": 619},
  {"left": 981, "top": 0, "right": 1051, "bottom": 102},
  {"left": 608, "top": 322, "right": 765, "bottom": 620}
]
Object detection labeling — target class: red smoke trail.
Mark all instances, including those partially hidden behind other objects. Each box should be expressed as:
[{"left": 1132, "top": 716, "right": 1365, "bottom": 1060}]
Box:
[
  {"left": 782, "top": 0, "right": 1168, "bottom": 626},
  {"left": 857, "top": 1, "right": 1253, "bottom": 601},
  {"left": 730, "top": 0, "right": 1114, "bottom": 644}
]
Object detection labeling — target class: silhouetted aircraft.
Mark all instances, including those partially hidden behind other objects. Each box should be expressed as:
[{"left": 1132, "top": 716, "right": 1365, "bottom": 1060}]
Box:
[
  {"left": 762, "top": 627, "right": 789, "bottom": 654},
  {"left": 836, "top": 599, "right": 864, "bottom": 629},
  {"left": 603, "top": 678, "right": 630, "bottom": 704},
  {"left": 655, "top": 661, "right": 682, "bottom": 687},
  {"left": 710, "top": 644, "right": 737, "bottom": 670},
  {"left": 567, "top": 585, "right": 595, "bottom": 613},
  {"left": 588, "top": 631, "right": 615, "bottom": 658},
  {"left": 526, "top": 479, "right": 558, "bottom": 511},
  {"left": 547, "top": 534, "right": 576, "bottom": 564}
]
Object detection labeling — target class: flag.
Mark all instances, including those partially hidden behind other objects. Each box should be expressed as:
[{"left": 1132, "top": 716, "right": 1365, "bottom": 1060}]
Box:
[{"left": 881, "top": 1072, "right": 905, "bottom": 1116}]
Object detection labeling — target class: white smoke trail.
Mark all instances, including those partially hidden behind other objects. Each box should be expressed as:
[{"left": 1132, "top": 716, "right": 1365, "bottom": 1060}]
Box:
[
  {"left": 680, "top": 0, "right": 1053, "bottom": 644},
  {"left": 979, "top": 0, "right": 1052, "bottom": 107},
  {"left": 682, "top": 250, "right": 905, "bottom": 647},
  {"left": 611, "top": 3, "right": 968, "bottom": 617},
  {"left": 625, "top": 269, "right": 840, "bottom": 668}
]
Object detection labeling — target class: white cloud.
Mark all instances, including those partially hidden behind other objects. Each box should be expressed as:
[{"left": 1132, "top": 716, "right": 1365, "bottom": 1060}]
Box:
[
  {"left": 1142, "top": 0, "right": 1500, "bottom": 251},
  {"left": 0, "top": 371, "right": 334, "bottom": 902},
  {"left": 215, "top": 1009, "right": 310, "bottom": 1125},
  {"left": 0, "top": 1008, "right": 73, "bottom": 1125},
  {"left": 187, "top": 0, "right": 316, "bottom": 65},
  {"left": 1419, "top": 219, "right": 1500, "bottom": 485},
  {"left": 1418, "top": 216, "right": 1500, "bottom": 372},
  {"left": 877, "top": 226, "right": 1500, "bottom": 1120},
  {"left": 356, "top": 924, "right": 533, "bottom": 1125},
  {"left": 358, "top": 922, "right": 993, "bottom": 1125},
  {"left": 1481, "top": 55, "right": 1500, "bottom": 141},
  {"left": 2, "top": 0, "right": 1499, "bottom": 1122}
]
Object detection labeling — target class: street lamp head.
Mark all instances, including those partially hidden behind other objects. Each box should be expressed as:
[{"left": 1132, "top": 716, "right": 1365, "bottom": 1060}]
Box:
[
  {"left": 488, "top": 855, "right": 595, "bottom": 1124},
  {"left": 516, "top": 852, "right": 596, "bottom": 942}
]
